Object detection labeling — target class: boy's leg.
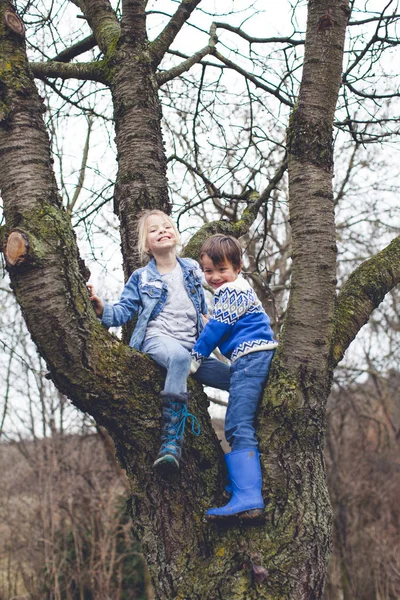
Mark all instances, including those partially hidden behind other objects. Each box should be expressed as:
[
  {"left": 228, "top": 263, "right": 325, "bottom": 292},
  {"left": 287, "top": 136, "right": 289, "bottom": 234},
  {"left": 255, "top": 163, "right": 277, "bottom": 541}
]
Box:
[
  {"left": 225, "top": 350, "right": 274, "bottom": 451},
  {"left": 192, "top": 357, "right": 231, "bottom": 391},
  {"left": 142, "top": 335, "right": 191, "bottom": 394}
]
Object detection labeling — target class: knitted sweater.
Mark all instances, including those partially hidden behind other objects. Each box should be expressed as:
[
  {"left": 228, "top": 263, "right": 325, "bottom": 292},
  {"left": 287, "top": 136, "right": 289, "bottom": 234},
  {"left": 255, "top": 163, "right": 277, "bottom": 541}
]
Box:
[{"left": 190, "top": 277, "right": 278, "bottom": 372}]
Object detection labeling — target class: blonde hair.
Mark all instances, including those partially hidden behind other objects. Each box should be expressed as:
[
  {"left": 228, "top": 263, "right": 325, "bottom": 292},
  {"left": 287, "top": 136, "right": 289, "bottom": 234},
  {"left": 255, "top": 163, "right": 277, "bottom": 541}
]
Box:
[{"left": 137, "top": 210, "right": 180, "bottom": 262}]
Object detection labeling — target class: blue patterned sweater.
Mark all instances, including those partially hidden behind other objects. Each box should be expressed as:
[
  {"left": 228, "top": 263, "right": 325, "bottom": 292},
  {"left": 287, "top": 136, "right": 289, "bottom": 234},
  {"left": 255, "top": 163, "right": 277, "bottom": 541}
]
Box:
[{"left": 190, "top": 277, "right": 278, "bottom": 371}]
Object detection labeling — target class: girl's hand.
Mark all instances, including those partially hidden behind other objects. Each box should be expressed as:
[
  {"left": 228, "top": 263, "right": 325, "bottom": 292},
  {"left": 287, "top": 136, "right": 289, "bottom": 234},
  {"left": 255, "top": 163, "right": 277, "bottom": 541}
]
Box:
[
  {"left": 87, "top": 284, "right": 104, "bottom": 318},
  {"left": 202, "top": 313, "right": 210, "bottom": 325}
]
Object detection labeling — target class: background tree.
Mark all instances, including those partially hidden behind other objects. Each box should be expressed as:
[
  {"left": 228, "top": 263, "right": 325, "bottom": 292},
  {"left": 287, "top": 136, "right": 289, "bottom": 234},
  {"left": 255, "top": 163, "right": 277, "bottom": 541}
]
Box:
[{"left": 1, "top": 0, "right": 400, "bottom": 598}]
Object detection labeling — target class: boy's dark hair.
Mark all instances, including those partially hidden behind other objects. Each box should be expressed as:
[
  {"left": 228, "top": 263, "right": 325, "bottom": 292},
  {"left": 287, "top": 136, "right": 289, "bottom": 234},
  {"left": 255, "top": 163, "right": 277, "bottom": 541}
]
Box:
[{"left": 200, "top": 234, "right": 242, "bottom": 271}]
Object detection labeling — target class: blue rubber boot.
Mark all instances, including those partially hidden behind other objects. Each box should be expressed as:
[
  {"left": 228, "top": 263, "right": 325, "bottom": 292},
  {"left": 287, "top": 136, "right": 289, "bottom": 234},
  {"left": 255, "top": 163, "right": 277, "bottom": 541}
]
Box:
[
  {"left": 206, "top": 448, "right": 264, "bottom": 520},
  {"left": 153, "top": 392, "right": 200, "bottom": 473}
]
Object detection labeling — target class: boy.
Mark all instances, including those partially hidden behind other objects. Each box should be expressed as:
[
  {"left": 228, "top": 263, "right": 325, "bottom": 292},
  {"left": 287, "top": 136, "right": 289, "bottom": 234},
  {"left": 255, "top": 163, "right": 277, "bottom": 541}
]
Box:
[{"left": 190, "top": 234, "right": 278, "bottom": 519}]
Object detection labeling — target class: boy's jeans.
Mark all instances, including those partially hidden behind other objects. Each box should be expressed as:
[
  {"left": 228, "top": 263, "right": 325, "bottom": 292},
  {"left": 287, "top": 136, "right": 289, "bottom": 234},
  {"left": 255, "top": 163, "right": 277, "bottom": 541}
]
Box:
[
  {"left": 142, "top": 335, "right": 230, "bottom": 394},
  {"left": 225, "top": 350, "right": 275, "bottom": 451}
]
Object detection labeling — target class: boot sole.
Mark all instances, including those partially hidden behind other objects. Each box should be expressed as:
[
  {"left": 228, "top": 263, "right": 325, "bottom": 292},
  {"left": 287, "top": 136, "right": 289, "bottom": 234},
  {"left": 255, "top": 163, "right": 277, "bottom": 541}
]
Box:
[
  {"left": 153, "top": 455, "right": 180, "bottom": 475},
  {"left": 206, "top": 507, "right": 264, "bottom": 521}
]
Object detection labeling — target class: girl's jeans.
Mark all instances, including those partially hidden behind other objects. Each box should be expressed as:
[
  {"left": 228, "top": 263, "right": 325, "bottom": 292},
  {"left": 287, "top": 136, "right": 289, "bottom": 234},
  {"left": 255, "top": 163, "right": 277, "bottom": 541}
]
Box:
[
  {"left": 142, "top": 335, "right": 230, "bottom": 394},
  {"left": 225, "top": 350, "right": 275, "bottom": 451}
]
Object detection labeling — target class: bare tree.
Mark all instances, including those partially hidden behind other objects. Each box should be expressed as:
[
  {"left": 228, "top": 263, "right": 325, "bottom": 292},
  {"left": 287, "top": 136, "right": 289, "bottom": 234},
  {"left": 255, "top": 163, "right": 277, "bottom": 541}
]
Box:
[
  {"left": 1, "top": 0, "right": 400, "bottom": 597},
  {"left": 325, "top": 370, "right": 400, "bottom": 600}
]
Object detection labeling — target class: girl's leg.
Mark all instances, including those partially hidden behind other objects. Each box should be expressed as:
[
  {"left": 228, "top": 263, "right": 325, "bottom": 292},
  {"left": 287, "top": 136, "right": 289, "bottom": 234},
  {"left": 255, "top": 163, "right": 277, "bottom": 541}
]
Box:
[
  {"left": 142, "top": 335, "right": 191, "bottom": 394},
  {"left": 192, "top": 357, "right": 230, "bottom": 391},
  {"left": 225, "top": 351, "right": 274, "bottom": 451},
  {"left": 142, "top": 336, "right": 199, "bottom": 471}
]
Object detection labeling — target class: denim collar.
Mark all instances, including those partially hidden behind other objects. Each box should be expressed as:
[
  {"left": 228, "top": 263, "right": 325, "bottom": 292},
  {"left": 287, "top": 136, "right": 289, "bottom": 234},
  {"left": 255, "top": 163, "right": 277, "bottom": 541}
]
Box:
[{"left": 146, "top": 256, "right": 193, "bottom": 281}]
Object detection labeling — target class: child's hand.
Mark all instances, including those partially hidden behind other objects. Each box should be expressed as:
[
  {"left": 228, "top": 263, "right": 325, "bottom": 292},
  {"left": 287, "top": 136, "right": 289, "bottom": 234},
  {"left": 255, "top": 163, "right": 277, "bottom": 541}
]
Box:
[
  {"left": 190, "top": 359, "right": 201, "bottom": 375},
  {"left": 202, "top": 313, "right": 210, "bottom": 325},
  {"left": 87, "top": 284, "right": 104, "bottom": 318}
]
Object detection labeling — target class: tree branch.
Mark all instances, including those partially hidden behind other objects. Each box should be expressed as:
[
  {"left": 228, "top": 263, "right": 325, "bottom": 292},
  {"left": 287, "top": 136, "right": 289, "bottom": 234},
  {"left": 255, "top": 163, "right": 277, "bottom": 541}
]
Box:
[
  {"left": 213, "top": 22, "right": 304, "bottom": 46},
  {"left": 343, "top": 77, "right": 400, "bottom": 100},
  {"left": 52, "top": 35, "right": 97, "bottom": 62},
  {"left": 80, "top": 0, "right": 120, "bottom": 55},
  {"left": 183, "top": 159, "right": 287, "bottom": 260},
  {"left": 150, "top": 0, "right": 203, "bottom": 67},
  {"left": 67, "top": 117, "right": 93, "bottom": 214},
  {"left": 213, "top": 50, "right": 294, "bottom": 107},
  {"left": 29, "top": 60, "right": 108, "bottom": 84},
  {"left": 157, "top": 37, "right": 216, "bottom": 86},
  {"left": 331, "top": 234, "right": 400, "bottom": 368}
]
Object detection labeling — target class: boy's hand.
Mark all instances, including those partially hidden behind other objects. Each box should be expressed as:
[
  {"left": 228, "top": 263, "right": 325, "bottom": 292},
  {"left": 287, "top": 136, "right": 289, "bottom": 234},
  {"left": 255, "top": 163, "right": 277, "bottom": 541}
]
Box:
[
  {"left": 190, "top": 359, "right": 201, "bottom": 375},
  {"left": 87, "top": 284, "right": 104, "bottom": 318}
]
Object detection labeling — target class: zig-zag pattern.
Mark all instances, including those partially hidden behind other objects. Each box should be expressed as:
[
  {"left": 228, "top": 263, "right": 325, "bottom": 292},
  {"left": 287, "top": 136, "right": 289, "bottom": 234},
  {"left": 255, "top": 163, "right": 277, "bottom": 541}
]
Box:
[
  {"left": 191, "top": 349, "right": 205, "bottom": 363},
  {"left": 213, "top": 288, "right": 264, "bottom": 325},
  {"left": 230, "top": 339, "right": 278, "bottom": 363}
]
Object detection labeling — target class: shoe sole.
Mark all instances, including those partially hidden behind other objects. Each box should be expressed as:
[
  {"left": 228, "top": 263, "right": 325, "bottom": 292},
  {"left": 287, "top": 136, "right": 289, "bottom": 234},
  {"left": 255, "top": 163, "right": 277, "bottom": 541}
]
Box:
[
  {"left": 153, "top": 455, "right": 180, "bottom": 474},
  {"left": 205, "top": 508, "right": 264, "bottom": 521}
]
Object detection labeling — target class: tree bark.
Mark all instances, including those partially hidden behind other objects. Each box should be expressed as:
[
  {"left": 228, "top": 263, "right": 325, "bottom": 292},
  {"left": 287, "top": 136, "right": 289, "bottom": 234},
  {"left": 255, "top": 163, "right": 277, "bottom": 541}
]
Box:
[{"left": 111, "top": 0, "right": 170, "bottom": 277}]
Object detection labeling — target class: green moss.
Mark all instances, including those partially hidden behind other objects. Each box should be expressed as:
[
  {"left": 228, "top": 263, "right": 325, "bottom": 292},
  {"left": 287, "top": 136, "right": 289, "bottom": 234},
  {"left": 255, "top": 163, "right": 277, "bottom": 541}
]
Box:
[
  {"left": 286, "top": 106, "right": 333, "bottom": 171},
  {"left": 0, "top": 224, "right": 6, "bottom": 246},
  {"left": 97, "top": 34, "right": 121, "bottom": 83}
]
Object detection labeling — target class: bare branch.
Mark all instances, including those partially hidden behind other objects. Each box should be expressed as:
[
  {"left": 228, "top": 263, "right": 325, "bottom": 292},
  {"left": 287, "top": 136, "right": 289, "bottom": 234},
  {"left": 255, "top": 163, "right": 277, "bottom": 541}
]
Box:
[
  {"left": 157, "top": 40, "right": 215, "bottom": 86},
  {"left": 150, "top": 0, "right": 203, "bottom": 67},
  {"left": 214, "top": 22, "right": 304, "bottom": 46},
  {"left": 67, "top": 117, "right": 93, "bottom": 214},
  {"left": 342, "top": 78, "right": 400, "bottom": 100},
  {"left": 183, "top": 159, "right": 287, "bottom": 259},
  {"left": 213, "top": 50, "right": 294, "bottom": 107}
]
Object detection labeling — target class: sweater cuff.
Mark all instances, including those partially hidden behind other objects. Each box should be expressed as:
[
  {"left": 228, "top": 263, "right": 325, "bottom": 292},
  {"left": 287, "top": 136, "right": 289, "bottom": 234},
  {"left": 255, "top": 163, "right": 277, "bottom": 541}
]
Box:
[{"left": 190, "top": 350, "right": 205, "bottom": 374}]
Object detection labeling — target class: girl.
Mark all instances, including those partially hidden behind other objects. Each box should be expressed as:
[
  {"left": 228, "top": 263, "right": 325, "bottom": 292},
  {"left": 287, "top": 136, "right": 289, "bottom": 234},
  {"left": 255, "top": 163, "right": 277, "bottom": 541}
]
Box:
[{"left": 88, "top": 210, "right": 230, "bottom": 472}]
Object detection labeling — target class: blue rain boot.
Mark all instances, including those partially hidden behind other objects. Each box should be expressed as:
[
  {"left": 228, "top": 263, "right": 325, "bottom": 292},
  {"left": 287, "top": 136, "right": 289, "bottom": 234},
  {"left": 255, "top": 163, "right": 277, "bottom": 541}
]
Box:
[
  {"left": 206, "top": 448, "right": 264, "bottom": 520},
  {"left": 153, "top": 392, "right": 200, "bottom": 473}
]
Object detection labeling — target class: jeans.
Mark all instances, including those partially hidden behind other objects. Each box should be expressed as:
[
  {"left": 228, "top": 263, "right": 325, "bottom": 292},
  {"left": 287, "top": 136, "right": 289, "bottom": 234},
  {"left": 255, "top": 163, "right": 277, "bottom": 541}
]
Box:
[
  {"left": 225, "top": 350, "right": 274, "bottom": 451},
  {"left": 142, "top": 335, "right": 230, "bottom": 394}
]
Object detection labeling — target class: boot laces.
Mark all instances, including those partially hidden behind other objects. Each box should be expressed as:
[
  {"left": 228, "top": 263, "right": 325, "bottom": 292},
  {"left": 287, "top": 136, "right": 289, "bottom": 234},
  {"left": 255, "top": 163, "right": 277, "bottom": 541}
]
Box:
[{"left": 169, "top": 404, "right": 201, "bottom": 441}]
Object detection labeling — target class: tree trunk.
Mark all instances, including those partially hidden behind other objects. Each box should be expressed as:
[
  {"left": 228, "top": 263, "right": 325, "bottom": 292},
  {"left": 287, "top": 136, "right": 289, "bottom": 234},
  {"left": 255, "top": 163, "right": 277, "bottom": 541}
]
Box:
[{"left": 112, "top": 1, "right": 170, "bottom": 277}]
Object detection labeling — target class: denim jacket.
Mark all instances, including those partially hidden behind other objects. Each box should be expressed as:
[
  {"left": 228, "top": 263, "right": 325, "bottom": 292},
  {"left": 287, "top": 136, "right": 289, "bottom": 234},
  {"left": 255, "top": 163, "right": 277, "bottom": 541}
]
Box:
[{"left": 101, "top": 257, "right": 207, "bottom": 350}]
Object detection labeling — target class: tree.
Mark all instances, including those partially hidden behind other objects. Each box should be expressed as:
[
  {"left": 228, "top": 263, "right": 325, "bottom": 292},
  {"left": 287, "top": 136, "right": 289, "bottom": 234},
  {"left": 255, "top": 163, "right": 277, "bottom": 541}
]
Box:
[{"left": 1, "top": 0, "right": 399, "bottom": 597}]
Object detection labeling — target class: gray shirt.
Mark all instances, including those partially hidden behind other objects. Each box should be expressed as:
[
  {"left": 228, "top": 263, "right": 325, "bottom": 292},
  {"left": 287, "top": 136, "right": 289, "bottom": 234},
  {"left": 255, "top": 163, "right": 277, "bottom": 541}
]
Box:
[{"left": 145, "top": 262, "right": 198, "bottom": 348}]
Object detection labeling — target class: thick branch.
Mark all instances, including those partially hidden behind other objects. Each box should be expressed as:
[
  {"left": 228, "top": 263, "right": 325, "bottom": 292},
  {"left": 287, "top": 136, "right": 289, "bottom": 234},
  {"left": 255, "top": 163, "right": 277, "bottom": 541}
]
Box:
[
  {"left": 80, "top": 0, "right": 120, "bottom": 55},
  {"left": 29, "top": 60, "right": 108, "bottom": 83},
  {"left": 52, "top": 35, "right": 97, "bottom": 62},
  {"left": 331, "top": 235, "right": 400, "bottom": 368},
  {"left": 150, "top": 0, "right": 202, "bottom": 67}
]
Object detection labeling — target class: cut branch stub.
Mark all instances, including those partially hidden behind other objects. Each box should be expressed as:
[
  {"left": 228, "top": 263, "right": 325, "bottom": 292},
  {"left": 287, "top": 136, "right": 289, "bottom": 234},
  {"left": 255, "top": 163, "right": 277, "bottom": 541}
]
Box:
[
  {"left": 4, "top": 9, "right": 25, "bottom": 37},
  {"left": 4, "top": 230, "right": 29, "bottom": 267}
]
